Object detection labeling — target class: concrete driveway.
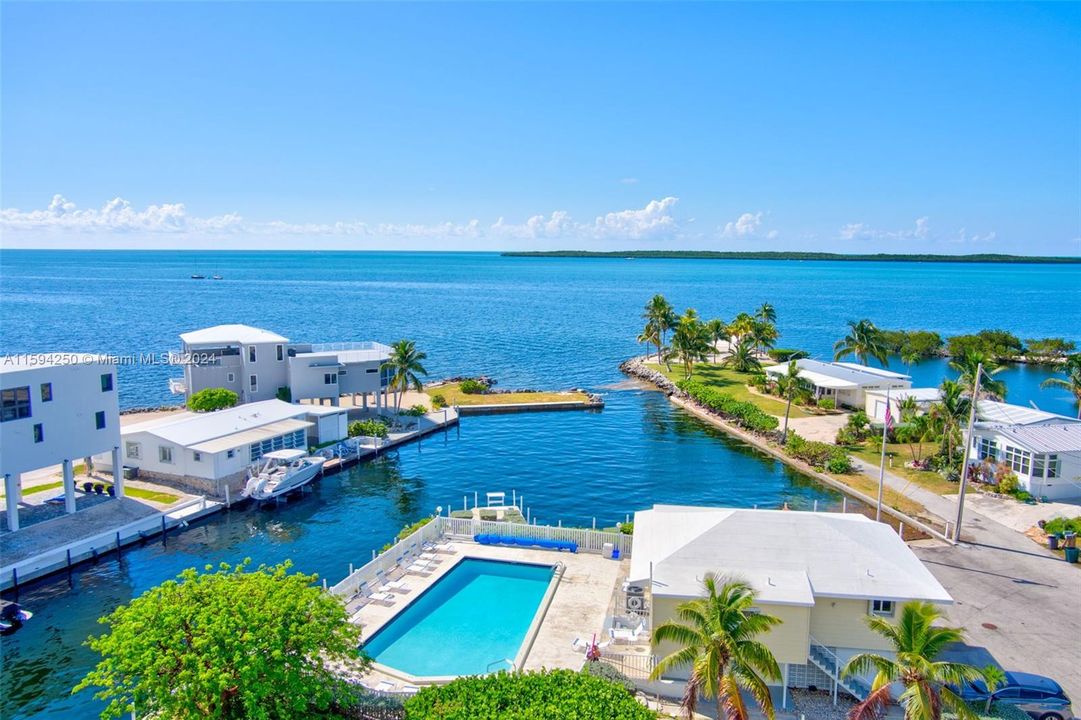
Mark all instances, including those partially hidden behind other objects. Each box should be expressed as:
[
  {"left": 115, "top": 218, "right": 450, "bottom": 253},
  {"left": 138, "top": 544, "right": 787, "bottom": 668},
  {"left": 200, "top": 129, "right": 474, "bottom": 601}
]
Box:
[{"left": 912, "top": 508, "right": 1081, "bottom": 705}]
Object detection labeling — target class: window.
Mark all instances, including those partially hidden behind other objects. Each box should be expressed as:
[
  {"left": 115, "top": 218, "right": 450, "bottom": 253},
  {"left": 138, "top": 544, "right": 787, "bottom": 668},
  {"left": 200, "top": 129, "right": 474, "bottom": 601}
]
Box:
[
  {"left": 101, "top": 373, "right": 114, "bottom": 392},
  {"left": 159, "top": 446, "right": 173, "bottom": 463},
  {"left": 95, "top": 411, "right": 106, "bottom": 429},
  {"left": 870, "top": 599, "right": 895, "bottom": 617},
  {"left": 1, "top": 386, "right": 32, "bottom": 422},
  {"left": 276, "top": 344, "right": 284, "bottom": 361},
  {"left": 248, "top": 346, "right": 257, "bottom": 363},
  {"left": 226, "top": 449, "right": 235, "bottom": 459},
  {"left": 193, "top": 451, "right": 202, "bottom": 462},
  {"left": 324, "top": 373, "right": 337, "bottom": 385},
  {"left": 1004, "top": 445, "right": 1031, "bottom": 475},
  {"left": 366, "top": 368, "right": 378, "bottom": 374},
  {"left": 126, "top": 441, "right": 141, "bottom": 459},
  {"left": 33, "top": 423, "right": 44, "bottom": 443},
  {"left": 40, "top": 383, "right": 53, "bottom": 402},
  {"left": 1034, "top": 454, "right": 1060, "bottom": 478},
  {"left": 227, "top": 372, "right": 235, "bottom": 383},
  {"left": 250, "top": 374, "right": 258, "bottom": 392},
  {"left": 977, "top": 437, "right": 997, "bottom": 461}
]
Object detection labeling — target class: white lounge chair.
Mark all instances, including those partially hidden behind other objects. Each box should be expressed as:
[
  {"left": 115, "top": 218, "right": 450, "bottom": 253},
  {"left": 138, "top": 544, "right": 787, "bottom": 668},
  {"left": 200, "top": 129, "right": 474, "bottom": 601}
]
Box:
[
  {"left": 400, "top": 684, "right": 421, "bottom": 696},
  {"left": 425, "top": 540, "right": 455, "bottom": 553},
  {"left": 376, "top": 571, "right": 410, "bottom": 593},
  {"left": 373, "top": 680, "right": 395, "bottom": 693},
  {"left": 571, "top": 636, "right": 611, "bottom": 652},
  {"left": 369, "top": 591, "right": 396, "bottom": 605}
]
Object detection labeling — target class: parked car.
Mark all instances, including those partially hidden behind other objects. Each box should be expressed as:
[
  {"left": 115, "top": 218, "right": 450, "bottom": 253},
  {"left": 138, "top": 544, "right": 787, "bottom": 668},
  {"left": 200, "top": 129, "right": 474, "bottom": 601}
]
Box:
[{"left": 952, "top": 671, "right": 1073, "bottom": 720}]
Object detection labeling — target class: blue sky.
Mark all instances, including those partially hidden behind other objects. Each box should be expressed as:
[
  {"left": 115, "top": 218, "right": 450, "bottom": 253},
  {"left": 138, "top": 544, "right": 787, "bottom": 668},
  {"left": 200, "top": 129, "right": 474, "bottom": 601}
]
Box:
[{"left": 2, "top": 2, "right": 1079, "bottom": 253}]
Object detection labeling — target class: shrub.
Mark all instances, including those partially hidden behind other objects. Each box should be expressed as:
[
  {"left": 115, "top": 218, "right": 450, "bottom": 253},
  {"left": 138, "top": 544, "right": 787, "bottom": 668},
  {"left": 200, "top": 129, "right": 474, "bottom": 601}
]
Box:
[
  {"left": 1043, "top": 516, "right": 1081, "bottom": 536},
  {"left": 995, "top": 472, "right": 1020, "bottom": 495},
  {"left": 430, "top": 393, "right": 447, "bottom": 409},
  {"left": 581, "top": 662, "right": 637, "bottom": 694},
  {"left": 348, "top": 419, "right": 389, "bottom": 439},
  {"left": 817, "top": 397, "right": 836, "bottom": 410},
  {"left": 767, "top": 348, "right": 809, "bottom": 362},
  {"left": 403, "top": 669, "right": 654, "bottom": 720},
  {"left": 617, "top": 522, "right": 634, "bottom": 535},
  {"left": 187, "top": 387, "right": 239, "bottom": 412},
  {"left": 275, "top": 386, "right": 292, "bottom": 402},
  {"left": 400, "top": 404, "right": 428, "bottom": 417},
  {"left": 786, "top": 432, "right": 854, "bottom": 473},
  {"left": 459, "top": 378, "right": 488, "bottom": 395},
  {"left": 676, "top": 380, "right": 778, "bottom": 433}
]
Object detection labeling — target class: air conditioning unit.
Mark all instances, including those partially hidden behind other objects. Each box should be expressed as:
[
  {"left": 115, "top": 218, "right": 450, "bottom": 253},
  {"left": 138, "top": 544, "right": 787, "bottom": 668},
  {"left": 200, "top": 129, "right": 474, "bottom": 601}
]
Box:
[
  {"left": 625, "top": 595, "right": 646, "bottom": 612},
  {"left": 625, "top": 584, "right": 645, "bottom": 596}
]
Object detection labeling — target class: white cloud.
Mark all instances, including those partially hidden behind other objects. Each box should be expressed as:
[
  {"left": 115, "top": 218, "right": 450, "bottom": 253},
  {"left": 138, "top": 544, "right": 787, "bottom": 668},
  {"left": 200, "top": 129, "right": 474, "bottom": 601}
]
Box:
[
  {"left": 1, "top": 194, "right": 681, "bottom": 243},
  {"left": 720, "top": 211, "right": 765, "bottom": 238},
  {"left": 839, "top": 216, "right": 931, "bottom": 242},
  {"left": 619, "top": 177, "right": 638, "bottom": 185}
]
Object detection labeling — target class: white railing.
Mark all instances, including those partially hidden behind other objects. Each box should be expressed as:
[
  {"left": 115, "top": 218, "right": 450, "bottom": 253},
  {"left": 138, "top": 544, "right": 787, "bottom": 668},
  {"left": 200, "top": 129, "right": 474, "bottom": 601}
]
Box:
[
  {"left": 329, "top": 516, "right": 632, "bottom": 598},
  {"left": 1, "top": 496, "right": 215, "bottom": 590}
]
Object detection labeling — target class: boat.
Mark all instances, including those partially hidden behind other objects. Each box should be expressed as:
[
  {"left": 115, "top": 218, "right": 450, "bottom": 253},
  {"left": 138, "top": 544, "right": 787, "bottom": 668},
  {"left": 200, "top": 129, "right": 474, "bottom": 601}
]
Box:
[
  {"left": 241, "top": 449, "right": 326, "bottom": 502},
  {"left": 211, "top": 275, "right": 223, "bottom": 280},
  {"left": 0, "top": 600, "right": 33, "bottom": 635},
  {"left": 191, "top": 274, "right": 206, "bottom": 279}
]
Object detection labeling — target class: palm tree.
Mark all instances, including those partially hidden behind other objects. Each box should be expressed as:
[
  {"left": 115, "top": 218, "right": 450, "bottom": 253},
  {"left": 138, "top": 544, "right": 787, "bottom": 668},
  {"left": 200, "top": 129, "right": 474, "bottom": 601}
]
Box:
[
  {"left": 833, "top": 319, "right": 889, "bottom": 367},
  {"left": 750, "top": 320, "right": 779, "bottom": 356},
  {"left": 842, "top": 601, "right": 988, "bottom": 720},
  {"left": 777, "top": 360, "right": 807, "bottom": 443},
  {"left": 669, "top": 310, "right": 712, "bottom": 379},
  {"left": 930, "top": 380, "right": 970, "bottom": 468},
  {"left": 381, "top": 339, "right": 429, "bottom": 412},
  {"left": 729, "top": 312, "right": 757, "bottom": 348},
  {"left": 643, "top": 294, "right": 678, "bottom": 352},
  {"left": 755, "top": 302, "right": 777, "bottom": 324},
  {"left": 949, "top": 350, "right": 1007, "bottom": 401},
  {"left": 650, "top": 576, "right": 782, "bottom": 720},
  {"left": 1041, "top": 353, "right": 1081, "bottom": 418},
  {"left": 705, "top": 318, "right": 728, "bottom": 363},
  {"left": 724, "top": 338, "right": 763, "bottom": 374},
  {"left": 638, "top": 323, "right": 662, "bottom": 362}
]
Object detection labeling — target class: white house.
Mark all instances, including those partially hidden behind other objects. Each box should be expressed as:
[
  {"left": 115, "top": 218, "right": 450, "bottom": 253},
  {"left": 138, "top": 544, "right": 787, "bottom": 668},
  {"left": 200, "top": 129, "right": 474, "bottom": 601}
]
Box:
[
  {"left": 171, "top": 325, "right": 393, "bottom": 408},
  {"left": 629, "top": 505, "right": 951, "bottom": 709},
  {"left": 970, "top": 402, "right": 1081, "bottom": 500},
  {"left": 100, "top": 399, "right": 346, "bottom": 496},
  {"left": 1, "top": 355, "right": 122, "bottom": 531},
  {"left": 764, "top": 359, "right": 911, "bottom": 409},
  {"left": 864, "top": 387, "right": 942, "bottom": 423}
]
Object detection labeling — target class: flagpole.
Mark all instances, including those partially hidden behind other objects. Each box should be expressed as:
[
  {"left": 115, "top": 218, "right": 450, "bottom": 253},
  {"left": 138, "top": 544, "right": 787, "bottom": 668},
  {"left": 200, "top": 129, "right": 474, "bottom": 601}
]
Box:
[
  {"left": 876, "top": 388, "right": 891, "bottom": 522},
  {"left": 953, "top": 363, "right": 983, "bottom": 542}
]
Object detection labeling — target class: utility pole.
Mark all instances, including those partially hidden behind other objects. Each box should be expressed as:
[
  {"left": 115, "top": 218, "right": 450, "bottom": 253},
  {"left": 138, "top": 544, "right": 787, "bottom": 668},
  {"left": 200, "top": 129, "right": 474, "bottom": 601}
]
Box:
[
  {"left": 953, "top": 362, "right": 982, "bottom": 542},
  {"left": 876, "top": 387, "right": 891, "bottom": 522}
]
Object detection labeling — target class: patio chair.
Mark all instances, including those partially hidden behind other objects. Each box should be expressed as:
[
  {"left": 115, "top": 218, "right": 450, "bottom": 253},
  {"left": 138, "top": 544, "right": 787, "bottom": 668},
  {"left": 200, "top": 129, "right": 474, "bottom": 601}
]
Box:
[
  {"left": 405, "top": 561, "right": 434, "bottom": 576},
  {"left": 373, "top": 680, "right": 396, "bottom": 693},
  {"left": 375, "top": 570, "right": 410, "bottom": 593},
  {"left": 369, "top": 591, "right": 396, "bottom": 605},
  {"left": 425, "top": 540, "right": 455, "bottom": 554},
  {"left": 608, "top": 620, "right": 646, "bottom": 643}
]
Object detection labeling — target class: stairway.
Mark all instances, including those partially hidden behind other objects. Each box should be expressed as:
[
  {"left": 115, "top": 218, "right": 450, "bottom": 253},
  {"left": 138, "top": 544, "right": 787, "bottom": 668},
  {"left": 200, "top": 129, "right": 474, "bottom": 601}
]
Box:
[{"left": 807, "top": 638, "right": 872, "bottom": 702}]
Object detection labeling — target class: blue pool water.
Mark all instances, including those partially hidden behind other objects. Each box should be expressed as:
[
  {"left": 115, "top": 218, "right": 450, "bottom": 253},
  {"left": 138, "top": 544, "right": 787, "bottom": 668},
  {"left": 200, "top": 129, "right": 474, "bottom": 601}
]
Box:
[
  {"left": 0, "top": 251, "right": 1078, "bottom": 718},
  {"left": 363, "top": 558, "right": 554, "bottom": 677}
]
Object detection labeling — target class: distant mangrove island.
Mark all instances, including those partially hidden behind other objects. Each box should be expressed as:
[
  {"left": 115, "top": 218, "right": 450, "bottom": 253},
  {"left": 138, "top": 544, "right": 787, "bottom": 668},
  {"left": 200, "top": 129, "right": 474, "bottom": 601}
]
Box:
[{"left": 502, "top": 250, "right": 1081, "bottom": 264}]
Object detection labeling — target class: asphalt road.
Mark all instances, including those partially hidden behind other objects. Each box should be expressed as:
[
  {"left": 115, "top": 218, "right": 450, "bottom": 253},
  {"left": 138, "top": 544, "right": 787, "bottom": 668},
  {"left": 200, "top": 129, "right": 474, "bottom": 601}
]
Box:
[{"left": 913, "top": 508, "right": 1081, "bottom": 707}]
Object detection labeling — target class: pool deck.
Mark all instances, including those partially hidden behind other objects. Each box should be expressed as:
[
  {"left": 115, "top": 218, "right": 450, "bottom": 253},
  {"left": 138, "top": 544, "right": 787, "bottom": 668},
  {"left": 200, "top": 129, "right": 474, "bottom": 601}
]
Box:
[{"left": 350, "top": 540, "right": 626, "bottom": 686}]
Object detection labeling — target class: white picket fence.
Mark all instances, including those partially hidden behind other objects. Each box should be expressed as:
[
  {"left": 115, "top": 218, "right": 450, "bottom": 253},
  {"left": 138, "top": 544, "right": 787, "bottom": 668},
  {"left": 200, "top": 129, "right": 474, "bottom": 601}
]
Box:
[{"left": 328, "top": 515, "right": 632, "bottom": 599}]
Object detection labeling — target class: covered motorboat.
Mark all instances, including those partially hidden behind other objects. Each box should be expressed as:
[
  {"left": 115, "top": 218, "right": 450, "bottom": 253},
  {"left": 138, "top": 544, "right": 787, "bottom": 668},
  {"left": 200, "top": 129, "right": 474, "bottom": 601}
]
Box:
[
  {"left": 1, "top": 600, "right": 33, "bottom": 634},
  {"left": 241, "top": 449, "right": 326, "bottom": 502}
]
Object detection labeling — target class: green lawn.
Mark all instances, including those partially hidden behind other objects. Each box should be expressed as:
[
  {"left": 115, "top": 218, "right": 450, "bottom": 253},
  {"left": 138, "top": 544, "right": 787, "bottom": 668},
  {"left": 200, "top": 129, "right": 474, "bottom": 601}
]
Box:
[
  {"left": 426, "top": 382, "right": 590, "bottom": 407},
  {"left": 848, "top": 441, "right": 959, "bottom": 495},
  {"left": 2, "top": 480, "right": 178, "bottom": 504},
  {"left": 646, "top": 362, "right": 810, "bottom": 418}
]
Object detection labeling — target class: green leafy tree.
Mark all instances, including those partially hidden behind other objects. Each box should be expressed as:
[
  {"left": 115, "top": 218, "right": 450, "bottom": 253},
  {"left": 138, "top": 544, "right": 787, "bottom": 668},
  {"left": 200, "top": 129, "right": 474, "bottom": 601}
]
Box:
[
  {"left": 1025, "top": 337, "right": 1076, "bottom": 361},
  {"left": 755, "top": 302, "right": 777, "bottom": 324},
  {"left": 187, "top": 387, "right": 239, "bottom": 412},
  {"left": 949, "top": 350, "right": 1007, "bottom": 401},
  {"left": 750, "top": 320, "right": 779, "bottom": 355},
  {"left": 1041, "top": 353, "right": 1081, "bottom": 418},
  {"left": 842, "top": 601, "right": 988, "bottom": 720},
  {"left": 650, "top": 576, "right": 782, "bottom": 720},
  {"left": 74, "top": 561, "right": 364, "bottom": 720},
  {"left": 723, "top": 338, "right": 763, "bottom": 373},
  {"left": 382, "top": 339, "right": 429, "bottom": 412},
  {"left": 834, "top": 319, "right": 889, "bottom": 367},
  {"left": 404, "top": 669, "right": 654, "bottom": 719}
]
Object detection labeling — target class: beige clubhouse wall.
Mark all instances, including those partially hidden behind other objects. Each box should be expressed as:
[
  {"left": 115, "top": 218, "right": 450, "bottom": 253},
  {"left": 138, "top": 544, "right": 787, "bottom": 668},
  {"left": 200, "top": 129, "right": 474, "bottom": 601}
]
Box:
[{"left": 808, "top": 598, "right": 893, "bottom": 652}]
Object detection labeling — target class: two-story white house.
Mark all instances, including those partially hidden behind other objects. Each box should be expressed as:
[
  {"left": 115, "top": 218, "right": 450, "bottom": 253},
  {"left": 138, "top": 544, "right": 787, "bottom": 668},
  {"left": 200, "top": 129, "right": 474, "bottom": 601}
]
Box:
[
  {"left": 628, "top": 505, "right": 952, "bottom": 710},
  {"left": 1, "top": 355, "right": 122, "bottom": 531},
  {"left": 970, "top": 401, "right": 1081, "bottom": 500},
  {"left": 170, "top": 325, "right": 393, "bottom": 409}
]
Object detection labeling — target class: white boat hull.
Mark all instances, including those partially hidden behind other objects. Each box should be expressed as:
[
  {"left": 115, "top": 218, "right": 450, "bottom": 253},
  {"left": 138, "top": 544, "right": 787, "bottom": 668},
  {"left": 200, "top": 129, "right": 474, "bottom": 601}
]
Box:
[{"left": 242, "top": 457, "right": 325, "bottom": 502}]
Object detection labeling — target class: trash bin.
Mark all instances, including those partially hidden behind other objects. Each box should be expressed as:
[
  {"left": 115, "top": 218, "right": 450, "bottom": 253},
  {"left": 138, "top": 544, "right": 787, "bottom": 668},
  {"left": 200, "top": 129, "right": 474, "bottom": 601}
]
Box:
[
  {"left": 1048, "top": 534, "right": 1061, "bottom": 550},
  {"left": 1065, "top": 547, "right": 1079, "bottom": 564},
  {"left": 1064, "top": 531, "right": 1077, "bottom": 549},
  {"left": 612, "top": 548, "right": 620, "bottom": 560},
  {"left": 602, "top": 542, "right": 615, "bottom": 559}
]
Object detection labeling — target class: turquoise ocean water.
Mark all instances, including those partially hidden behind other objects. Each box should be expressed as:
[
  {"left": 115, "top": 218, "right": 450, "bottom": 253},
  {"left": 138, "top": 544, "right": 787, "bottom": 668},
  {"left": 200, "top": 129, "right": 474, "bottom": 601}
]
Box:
[{"left": 0, "top": 251, "right": 1078, "bottom": 718}]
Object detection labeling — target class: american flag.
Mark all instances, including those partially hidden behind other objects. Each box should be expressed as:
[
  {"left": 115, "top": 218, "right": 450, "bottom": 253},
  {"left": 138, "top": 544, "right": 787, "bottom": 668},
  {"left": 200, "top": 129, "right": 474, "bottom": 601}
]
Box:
[{"left": 884, "top": 403, "right": 895, "bottom": 430}]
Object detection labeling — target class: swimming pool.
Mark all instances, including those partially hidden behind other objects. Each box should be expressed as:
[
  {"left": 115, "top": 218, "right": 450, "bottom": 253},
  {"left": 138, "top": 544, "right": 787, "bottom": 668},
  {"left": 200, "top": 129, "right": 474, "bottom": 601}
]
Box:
[{"left": 362, "top": 558, "right": 555, "bottom": 677}]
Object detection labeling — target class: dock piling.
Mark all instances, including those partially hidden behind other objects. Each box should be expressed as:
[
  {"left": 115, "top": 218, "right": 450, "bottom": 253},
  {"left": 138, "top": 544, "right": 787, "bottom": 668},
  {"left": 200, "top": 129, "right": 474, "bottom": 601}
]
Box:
[
  {"left": 66, "top": 549, "right": 73, "bottom": 587},
  {"left": 814, "top": 500, "right": 818, "bottom": 512},
  {"left": 162, "top": 515, "right": 167, "bottom": 547},
  {"left": 225, "top": 486, "right": 231, "bottom": 509},
  {"left": 116, "top": 531, "right": 122, "bottom": 560},
  {"left": 842, "top": 497, "right": 847, "bottom": 513}
]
